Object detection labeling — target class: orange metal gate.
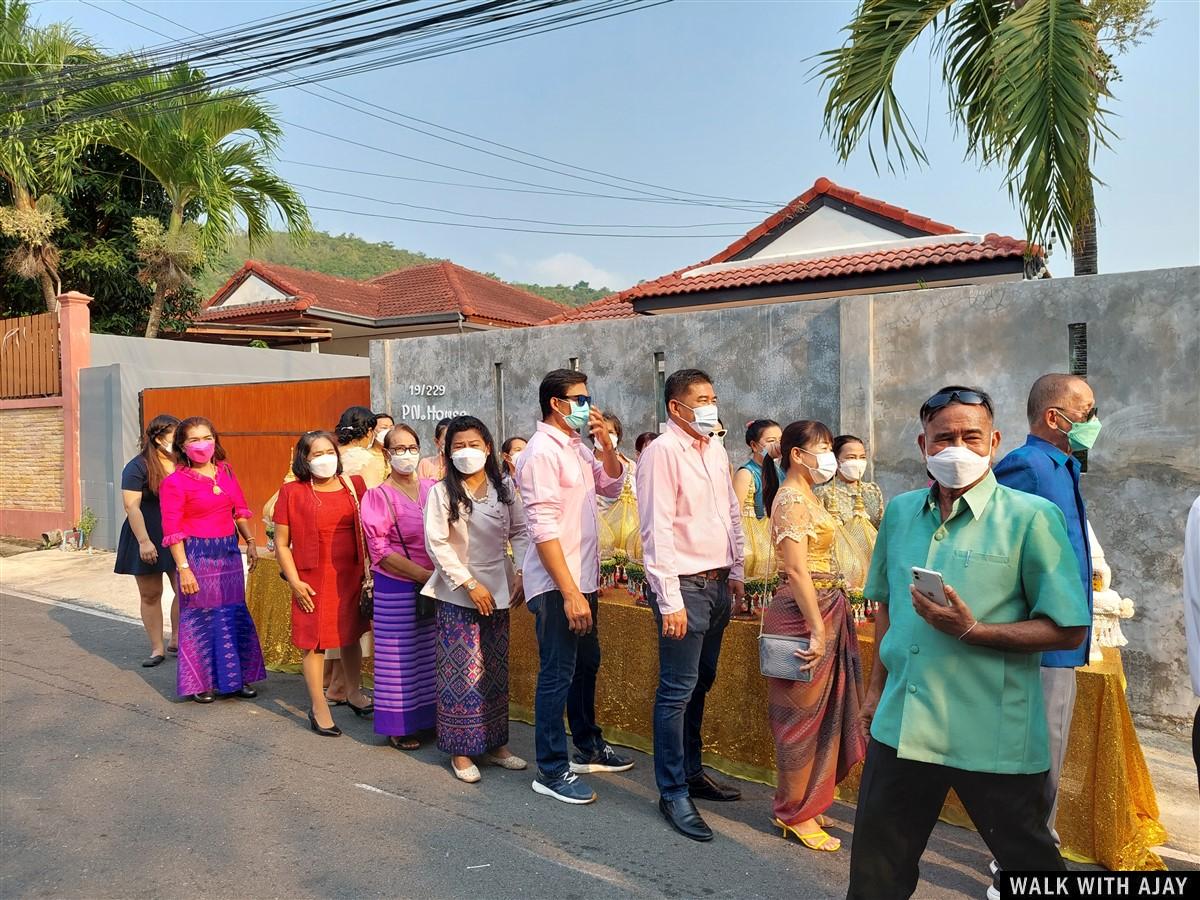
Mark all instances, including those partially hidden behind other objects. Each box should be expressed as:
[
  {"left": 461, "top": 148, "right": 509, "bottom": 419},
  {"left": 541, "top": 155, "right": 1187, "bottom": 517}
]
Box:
[{"left": 140, "top": 376, "right": 370, "bottom": 544}]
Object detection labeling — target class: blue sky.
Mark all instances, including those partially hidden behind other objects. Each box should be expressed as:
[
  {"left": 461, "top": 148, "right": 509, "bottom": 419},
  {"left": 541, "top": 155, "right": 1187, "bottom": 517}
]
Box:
[{"left": 43, "top": 0, "right": 1200, "bottom": 289}]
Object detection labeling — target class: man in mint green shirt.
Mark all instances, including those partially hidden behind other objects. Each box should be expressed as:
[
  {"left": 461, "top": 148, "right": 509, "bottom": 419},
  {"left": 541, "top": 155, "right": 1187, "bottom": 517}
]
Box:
[{"left": 846, "top": 386, "right": 1089, "bottom": 900}]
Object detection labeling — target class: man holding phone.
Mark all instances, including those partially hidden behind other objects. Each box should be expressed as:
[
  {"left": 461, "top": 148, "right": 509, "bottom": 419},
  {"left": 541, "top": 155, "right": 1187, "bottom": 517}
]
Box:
[
  {"left": 846, "top": 386, "right": 1090, "bottom": 900},
  {"left": 518, "top": 368, "right": 633, "bottom": 805}
]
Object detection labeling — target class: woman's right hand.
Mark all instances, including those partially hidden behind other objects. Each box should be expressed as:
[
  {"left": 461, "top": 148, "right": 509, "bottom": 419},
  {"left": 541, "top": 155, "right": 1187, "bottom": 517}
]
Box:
[
  {"left": 467, "top": 582, "right": 496, "bottom": 617},
  {"left": 138, "top": 539, "right": 159, "bottom": 564},
  {"left": 178, "top": 568, "right": 200, "bottom": 595},
  {"left": 795, "top": 628, "right": 827, "bottom": 674},
  {"left": 290, "top": 580, "right": 317, "bottom": 613}
]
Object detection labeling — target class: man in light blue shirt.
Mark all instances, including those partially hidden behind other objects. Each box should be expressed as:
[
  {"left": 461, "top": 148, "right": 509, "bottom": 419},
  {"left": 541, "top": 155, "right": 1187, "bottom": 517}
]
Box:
[{"left": 995, "top": 373, "right": 1098, "bottom": 847}]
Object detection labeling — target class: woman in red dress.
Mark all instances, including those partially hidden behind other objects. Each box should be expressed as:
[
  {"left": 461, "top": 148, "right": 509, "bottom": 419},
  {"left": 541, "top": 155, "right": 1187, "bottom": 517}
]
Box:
[{"left": 274, "top": 430, "right": 372, "bottom": 736}]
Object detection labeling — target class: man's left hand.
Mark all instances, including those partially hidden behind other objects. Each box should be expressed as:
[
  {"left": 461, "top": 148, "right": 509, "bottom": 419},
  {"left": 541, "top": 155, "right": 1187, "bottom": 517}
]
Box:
[
  {"left": 728, "top": 578, "right": 745, "bottom": 607},
  {"left": 910, "top": 583, "right": 975, "bottom": 638}
]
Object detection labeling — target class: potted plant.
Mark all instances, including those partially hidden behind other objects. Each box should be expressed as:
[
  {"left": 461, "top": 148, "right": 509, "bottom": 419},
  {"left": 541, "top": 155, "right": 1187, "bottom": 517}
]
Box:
[{"left": 76, "top": 507, "right": 97, "bottom": 549}]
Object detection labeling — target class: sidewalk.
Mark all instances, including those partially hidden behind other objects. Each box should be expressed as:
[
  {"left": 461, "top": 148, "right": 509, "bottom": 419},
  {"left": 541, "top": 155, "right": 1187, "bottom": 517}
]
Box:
[{"left": 2, "top": 546, "right": 1197, "bottom": 863}]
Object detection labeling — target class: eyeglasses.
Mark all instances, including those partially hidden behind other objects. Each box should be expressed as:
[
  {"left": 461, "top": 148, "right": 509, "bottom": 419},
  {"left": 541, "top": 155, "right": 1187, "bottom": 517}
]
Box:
[
  {"left": 921, "top": 389, "right": 993, "bottom": 418},
  {"left": 1053, "top": 406, "right": 1099, "bottom": 423},
  {"left": 557, "top": 394, "right": 592, "bottom": 407},
  {"left": 712, "top": 428, "right": 728, "bottom": 439}
]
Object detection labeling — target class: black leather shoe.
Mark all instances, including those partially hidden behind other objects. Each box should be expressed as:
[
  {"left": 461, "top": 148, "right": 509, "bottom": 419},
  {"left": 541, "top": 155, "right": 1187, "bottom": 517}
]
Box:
[
  {"left": 688, "top": 771, "right": 742, "bottom": 801},
  {"left": 308, "top": 710, "right": 342, "bottom": 737},
  {"left": 193, "top": 691, "right": 214, "bottom": 704},
  {"left": 659, "top": 796, "right": 713, "bottom": 842},
  {"left": 234, "top": 686, "right": 257, "bottom": 699}
]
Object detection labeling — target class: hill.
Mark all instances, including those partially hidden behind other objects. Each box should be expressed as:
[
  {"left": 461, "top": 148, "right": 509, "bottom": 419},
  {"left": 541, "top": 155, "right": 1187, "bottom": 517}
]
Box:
[{"left": 196, "top": 231, "right": 612, "bottom": 307}]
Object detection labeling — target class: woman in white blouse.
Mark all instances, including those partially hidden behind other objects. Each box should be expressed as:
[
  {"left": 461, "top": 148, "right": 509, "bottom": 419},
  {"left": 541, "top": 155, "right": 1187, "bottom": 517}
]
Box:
[{"left": 423, "top": 416, "right": 530, "bottom": 783}]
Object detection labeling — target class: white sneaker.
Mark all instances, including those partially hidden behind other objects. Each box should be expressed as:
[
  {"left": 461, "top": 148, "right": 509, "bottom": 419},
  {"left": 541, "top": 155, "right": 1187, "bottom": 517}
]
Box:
[{"left": 986, "top": 886, "right": 1000, "bottom": 900}]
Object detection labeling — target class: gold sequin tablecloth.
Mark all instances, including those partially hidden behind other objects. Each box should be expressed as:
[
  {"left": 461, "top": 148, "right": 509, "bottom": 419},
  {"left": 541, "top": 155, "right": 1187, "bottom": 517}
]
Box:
[
  {"left": 244, "top": 556, "right": 373, "bottom": 682},
  {"left": 509, "top": 591, "right": 1166, "bottom": 871}
]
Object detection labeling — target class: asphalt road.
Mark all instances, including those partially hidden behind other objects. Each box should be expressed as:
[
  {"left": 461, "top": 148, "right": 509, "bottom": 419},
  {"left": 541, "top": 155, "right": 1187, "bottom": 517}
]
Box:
[{"left": 1, "top": 593, "right": 1037, "bottom": 899}]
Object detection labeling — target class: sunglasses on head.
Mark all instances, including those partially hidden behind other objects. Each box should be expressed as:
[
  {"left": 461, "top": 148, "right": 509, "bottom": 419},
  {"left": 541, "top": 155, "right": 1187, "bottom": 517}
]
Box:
[{"left": 922, "top": 389, "right": 993, "bottom": 418}]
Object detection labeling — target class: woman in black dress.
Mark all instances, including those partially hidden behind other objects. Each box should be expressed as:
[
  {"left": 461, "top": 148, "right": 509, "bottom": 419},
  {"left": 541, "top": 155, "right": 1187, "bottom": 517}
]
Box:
[{"left": 115, "top": 414, "right": 180, "bottom": 667}]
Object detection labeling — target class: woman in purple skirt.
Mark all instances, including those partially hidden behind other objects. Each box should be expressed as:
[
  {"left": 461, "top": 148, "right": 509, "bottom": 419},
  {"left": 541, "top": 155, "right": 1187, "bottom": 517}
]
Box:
[
  {"left": 360, "top": 424, "right": 437, "bottom": 750},
  {"left": 159, "top": 417, "right": 266, "bottom": 703}
]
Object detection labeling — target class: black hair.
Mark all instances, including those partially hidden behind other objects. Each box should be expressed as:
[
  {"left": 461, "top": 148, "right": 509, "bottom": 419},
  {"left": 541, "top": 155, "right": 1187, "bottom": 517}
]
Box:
[
  {"left": 664, "top": 368, "right": 713, "bottom": 407},
  {"left": 383, "top": 423, "right": 420, "bottom": 451},
  {"left": 433, "top": 417, "right": 452, "bottom": 441},
  {"left": 744, "top": 418, "right": 780, "bottom": 447},
  {"left": 173, "top": 417, "right": 228, "bottom": 468},
  {"left": 441, "top": 415, "right": 513, "bottom": 524},
  {"left": 833, "top": 434, "right": 866, "bottom": 459},
  {"left": 291, "top": 430, "right": 343, "bottom": 482},
  {"left": 374, "top": 411, "right": 395, "bottom": 426},
  {"left": 335, "top": 405, "right": 377, "bottom": 446},
  {"left": 635, "top": 431, "right": 658, "bottom": 454},
  {"left": 602, "top": 411, "right": 623, "bottom": 442},
  {"left": 539, "top": 368, "right": 588, "bottom": 419},
  {"left": 139, "top": 413, "right": 180, "bottom": 494},
  {"left": 919, "top": 385, "right": 995, "bottom": 424},
  {"left": 762, "top": 420, "right": 835, "bottom": 515}
]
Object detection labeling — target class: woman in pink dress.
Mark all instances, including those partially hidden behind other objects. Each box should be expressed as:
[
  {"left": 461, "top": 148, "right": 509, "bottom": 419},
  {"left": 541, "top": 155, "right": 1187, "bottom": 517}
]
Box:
[{"left": 160, "top": 417, "right": 266, "bottom": 703}]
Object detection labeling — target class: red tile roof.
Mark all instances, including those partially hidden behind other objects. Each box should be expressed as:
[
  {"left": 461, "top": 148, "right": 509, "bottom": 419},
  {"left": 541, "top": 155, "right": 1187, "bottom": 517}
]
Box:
[
  {"left": 543, "top": 178, "right": 1036, "bottom": 324},
  {"left": 201, "top": 260, "right": 566, "bottom": 327}
]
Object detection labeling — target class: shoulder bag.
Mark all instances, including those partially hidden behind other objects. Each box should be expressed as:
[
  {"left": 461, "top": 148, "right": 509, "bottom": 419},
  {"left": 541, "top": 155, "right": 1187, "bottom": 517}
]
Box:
[
  {"left": 758, "top": 612, "right": 813, "bottom": 682},
  {"left": 383, "top": 486, "right": 436, "bottom": 620},
  {"left": 339, "top": 475, "right": 375, "bottom": 620}
]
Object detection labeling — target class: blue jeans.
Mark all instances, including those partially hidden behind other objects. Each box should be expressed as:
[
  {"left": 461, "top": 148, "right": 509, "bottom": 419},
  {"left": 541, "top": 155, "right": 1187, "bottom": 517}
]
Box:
[
  {"left": 529, "top": 590, "right": 605, "bottom": 777},
  {"left": 649, "top": 575, "right": 732, "bottom": 800}
]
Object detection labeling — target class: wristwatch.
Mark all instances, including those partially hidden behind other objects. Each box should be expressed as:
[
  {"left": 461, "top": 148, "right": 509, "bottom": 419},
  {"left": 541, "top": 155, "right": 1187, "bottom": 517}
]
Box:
[{"left": 464, "top": 578, "right": 478, "bottom": 591}]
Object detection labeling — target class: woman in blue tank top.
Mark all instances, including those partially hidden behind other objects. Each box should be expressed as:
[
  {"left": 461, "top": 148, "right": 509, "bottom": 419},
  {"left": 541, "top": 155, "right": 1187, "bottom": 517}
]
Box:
[{"left": 733, "top": 418, "right": 782, "bottom": 519}]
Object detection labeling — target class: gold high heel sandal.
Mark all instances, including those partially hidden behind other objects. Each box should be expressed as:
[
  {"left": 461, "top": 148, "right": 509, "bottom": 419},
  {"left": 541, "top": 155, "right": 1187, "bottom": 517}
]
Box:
[{"left": 773, "top": 817, "right": 841, "bottom": 852}]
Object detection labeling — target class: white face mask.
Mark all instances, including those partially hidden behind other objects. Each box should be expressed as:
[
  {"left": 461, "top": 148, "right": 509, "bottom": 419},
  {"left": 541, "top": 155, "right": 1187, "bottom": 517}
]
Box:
[
  {"left": 374, "top": 427, "right": 390, "bottom": 445},
  {"left": 799, "top": 449, "right": 837, "bottom": 485},
  {"left": 924, "top": 444, "right": 992, "bottom": 489},
  {"left": 157, "top": 439, "right": 173, "bottom": 455},
  {"left": 451, "top": 447, "right": 488, "bottom": 475},
  {"left": 609, "top": 433, "right": 619, "bottom": 450},
  {"left": 309, "top": 453, "right": 338, "bottom": 479},
  {"left": 759, "top": 439, "right": 780, "bottom": 460},
  {"left": 389, "top": 450, "right": 419, "bottom": 475},
  {"left": 680, "top": 402, "right": 719, "bottom": 436},
  {"left": 839, "top": 458, "right": 868, "bottom": 482}
]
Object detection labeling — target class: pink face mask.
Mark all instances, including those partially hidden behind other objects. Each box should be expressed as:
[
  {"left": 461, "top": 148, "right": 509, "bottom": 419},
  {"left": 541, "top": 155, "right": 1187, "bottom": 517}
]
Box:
[{"left": 183, "top": 439, "right": 216, "bottom": 464}]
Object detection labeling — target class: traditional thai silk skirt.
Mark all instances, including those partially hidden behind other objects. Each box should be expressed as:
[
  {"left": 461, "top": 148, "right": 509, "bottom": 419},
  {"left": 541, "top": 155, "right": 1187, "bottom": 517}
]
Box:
[
  {"left": 372, "top": 571, "right": 436, "bottom": 737},
  {"left": 176, "top": 534, "right": 266, "bottom": 697},
  {"left": 762, "top": 574, "right": 866, "bottom": 825},
  {"left": 436, "top": 602, "right": 510, "bottom": 756}
]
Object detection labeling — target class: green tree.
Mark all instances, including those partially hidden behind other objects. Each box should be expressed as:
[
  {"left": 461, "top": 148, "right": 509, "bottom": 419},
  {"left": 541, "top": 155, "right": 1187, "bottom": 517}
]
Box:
[
  {"left": 85, "top": 62, "right": 310, "bottom": 337},
  {"left": 0, "top": 0, "right": 99, "bottom": 310},
  {"left": 817, "top": 0, "right": 1156, "bottom": 275}
]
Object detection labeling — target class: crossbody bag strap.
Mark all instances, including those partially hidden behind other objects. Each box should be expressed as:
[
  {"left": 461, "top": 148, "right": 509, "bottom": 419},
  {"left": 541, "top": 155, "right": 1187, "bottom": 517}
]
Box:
[
  {"left": 382, "top": 486, "right": 412, "bottom": 560},
  {"left": 339, "top": 475, "right": 372, "bottom": 582}
]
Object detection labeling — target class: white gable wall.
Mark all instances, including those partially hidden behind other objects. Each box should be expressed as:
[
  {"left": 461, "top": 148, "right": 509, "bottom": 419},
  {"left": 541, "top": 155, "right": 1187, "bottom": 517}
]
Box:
[
  {"left": 746, "top": 206, "right": 906, "bottom": 261},
  {"left": 217, "top": 274, "right": 292, "bottom": 307}
]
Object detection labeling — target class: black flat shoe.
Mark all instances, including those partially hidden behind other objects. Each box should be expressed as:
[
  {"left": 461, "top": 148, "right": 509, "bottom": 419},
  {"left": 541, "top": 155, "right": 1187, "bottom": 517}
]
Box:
[
  {"left": 309, "top": 710, "right": 342, "bottom": 737},
  {"left": 346, "top": 697, "right": 374, "bottom": 717},
  {"left": 193, "top": 692, "right": 214, "bottom": 704},
  {"left": 688, "top": 770, "right": 742, "bottom": 802},
  {"left": 141, "top": 654, "right": 166, "bottom": 668},
  {"left": 659, "top": 796, "right": 713, "bottom": 842},
  {"left": 233, "top": 686, "right": 257, "bottom": 699}
]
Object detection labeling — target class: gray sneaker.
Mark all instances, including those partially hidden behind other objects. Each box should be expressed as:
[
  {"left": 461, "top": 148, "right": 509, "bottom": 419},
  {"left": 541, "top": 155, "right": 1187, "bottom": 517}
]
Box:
[{"left": 532, "top": 769, "right": 597, "bottom": 804}]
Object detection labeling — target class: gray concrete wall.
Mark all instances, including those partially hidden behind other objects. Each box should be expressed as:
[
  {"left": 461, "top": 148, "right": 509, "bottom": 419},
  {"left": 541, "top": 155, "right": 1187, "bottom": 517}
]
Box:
[
  {"left": 371, "top": 267, "right": 1200, "bottom": 724},
  {"left": 83, "top": 337, "right": 367, "bottom": 550}
]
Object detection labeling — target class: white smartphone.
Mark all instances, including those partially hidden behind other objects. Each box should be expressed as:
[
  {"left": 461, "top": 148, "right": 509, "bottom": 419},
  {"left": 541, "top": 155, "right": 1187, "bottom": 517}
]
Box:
[{"left": 912, "top": 567, "right": 952, "bottom": 607}]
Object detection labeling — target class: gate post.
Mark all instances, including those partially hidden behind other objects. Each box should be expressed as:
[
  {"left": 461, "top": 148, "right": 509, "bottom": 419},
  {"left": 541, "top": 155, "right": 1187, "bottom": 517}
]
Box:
[{"left": 58, "top": 291, "right": 92, "bottom": 527}]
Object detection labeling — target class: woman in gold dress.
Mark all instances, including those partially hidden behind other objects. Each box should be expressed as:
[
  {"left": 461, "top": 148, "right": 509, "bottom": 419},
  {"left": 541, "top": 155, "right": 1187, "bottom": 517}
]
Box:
[
  {"left": 760, "top": 421, "right": 865, "bottom": 853},
  {"left": 814, "top": 435, "right": 883, "bottom": 528}
]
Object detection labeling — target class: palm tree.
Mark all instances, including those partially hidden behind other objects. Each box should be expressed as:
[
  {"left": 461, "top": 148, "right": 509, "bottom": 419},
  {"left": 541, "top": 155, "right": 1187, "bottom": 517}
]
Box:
[
  {"left": 0, "top": 0, "right": 99, "bottom": 310},
  {"left": 817, "top": 0, "right": 1156, "bottom": 276},
  {"left": 85, "top": 63, "right": 310, "bottom": 337}
]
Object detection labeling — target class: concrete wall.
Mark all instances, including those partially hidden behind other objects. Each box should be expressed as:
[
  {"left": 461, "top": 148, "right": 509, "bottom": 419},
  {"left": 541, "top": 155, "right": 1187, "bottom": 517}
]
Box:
[
  {"left": 370, "top": 266, "right": 1200, "bottom": 725},
  {"left": 82, "top": 336, "right": 367, "bottom": 550}
]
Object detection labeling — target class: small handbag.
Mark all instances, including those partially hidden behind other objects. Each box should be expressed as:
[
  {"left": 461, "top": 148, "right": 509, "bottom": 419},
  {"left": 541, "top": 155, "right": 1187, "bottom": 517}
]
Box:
[
  {"left": 340, "top": 475, "right": 375, "bottom": 621},
  {"left": 758, "top": 613, "right": 813, "bottom": 682},
  {"left": 383, "top": 488, "right": 436, "bottom": 621}
]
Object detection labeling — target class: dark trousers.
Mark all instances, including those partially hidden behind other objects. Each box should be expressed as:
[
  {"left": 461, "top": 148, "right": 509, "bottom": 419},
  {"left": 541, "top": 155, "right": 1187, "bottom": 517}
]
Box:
[
  {"left": 648, "top": 575, "right": 732, "bottom": 800},
  {"left": 529, "top": 590, "right": 604, "bottom": 777},
  {"left": 847, "top": 739, "right": 1064, "bottom": 900}
]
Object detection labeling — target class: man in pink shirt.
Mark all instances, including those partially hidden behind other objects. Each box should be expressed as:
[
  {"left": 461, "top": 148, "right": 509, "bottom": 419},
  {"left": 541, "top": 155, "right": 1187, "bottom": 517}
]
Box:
[
  {"left": 517, "top": 368, "right": 633, "bottom": 805},
  {"left": 636, "top": 368, "right": 746, "bottom": 841}
]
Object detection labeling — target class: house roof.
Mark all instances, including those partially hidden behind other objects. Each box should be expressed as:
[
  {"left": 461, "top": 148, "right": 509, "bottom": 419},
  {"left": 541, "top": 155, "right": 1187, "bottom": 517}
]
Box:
[
  {"left": 200, "top": 259, "right": 566, "bottom": 327},
  {"left": 543, "top": 177, "right": 1037, "bottom": 325}
]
